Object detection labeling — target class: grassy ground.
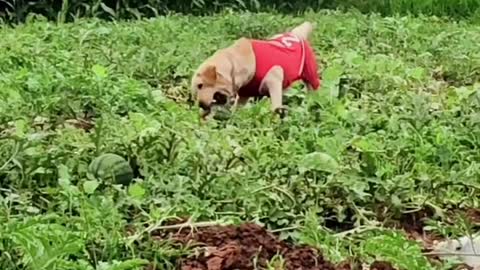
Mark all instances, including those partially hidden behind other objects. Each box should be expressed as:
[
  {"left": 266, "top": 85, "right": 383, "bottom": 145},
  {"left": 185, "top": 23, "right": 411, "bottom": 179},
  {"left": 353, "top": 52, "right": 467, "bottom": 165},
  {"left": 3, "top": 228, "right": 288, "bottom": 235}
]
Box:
[{"left": 0, "top": 10, "right": 480, "bottom": 270}]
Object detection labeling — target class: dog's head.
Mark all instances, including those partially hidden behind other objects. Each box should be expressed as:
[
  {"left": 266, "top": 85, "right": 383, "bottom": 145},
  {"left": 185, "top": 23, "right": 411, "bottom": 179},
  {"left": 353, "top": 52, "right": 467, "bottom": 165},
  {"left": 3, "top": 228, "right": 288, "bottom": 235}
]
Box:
[{"left": 192, "top": 64, "right": 235, "bottom": 116}]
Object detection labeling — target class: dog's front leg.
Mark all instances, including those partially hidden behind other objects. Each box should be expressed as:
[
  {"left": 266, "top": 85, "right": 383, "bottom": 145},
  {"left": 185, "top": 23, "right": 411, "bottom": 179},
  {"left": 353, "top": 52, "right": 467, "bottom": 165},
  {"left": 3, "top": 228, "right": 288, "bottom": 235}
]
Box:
[
  {"left": 233, "top": 95, "right": 250, "bottom": 108},
  {"left": 261, "top": 66, "right": 287, "bottom": 117}
]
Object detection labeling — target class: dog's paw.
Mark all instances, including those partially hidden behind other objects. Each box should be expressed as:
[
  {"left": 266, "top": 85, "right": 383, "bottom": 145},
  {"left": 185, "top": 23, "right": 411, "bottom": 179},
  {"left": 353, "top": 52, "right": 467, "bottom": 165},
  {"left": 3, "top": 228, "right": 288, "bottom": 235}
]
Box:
[{"left": 273, "top": 106, "right": 288, "bottom": 119}]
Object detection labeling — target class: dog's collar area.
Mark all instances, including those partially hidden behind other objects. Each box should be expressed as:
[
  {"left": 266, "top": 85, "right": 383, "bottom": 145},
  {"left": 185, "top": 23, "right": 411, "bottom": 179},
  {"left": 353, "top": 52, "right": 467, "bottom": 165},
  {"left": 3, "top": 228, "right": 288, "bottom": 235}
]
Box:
[{"left": 224, "top": 51, "right": 238, "bottom": 100}]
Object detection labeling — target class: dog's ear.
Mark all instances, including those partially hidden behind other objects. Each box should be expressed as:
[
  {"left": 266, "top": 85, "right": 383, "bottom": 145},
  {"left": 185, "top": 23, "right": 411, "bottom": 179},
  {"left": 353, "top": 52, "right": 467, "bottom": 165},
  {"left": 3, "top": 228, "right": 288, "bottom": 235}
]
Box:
[{"left": 203, "top": 65, "right": 217, "bottom": 83}]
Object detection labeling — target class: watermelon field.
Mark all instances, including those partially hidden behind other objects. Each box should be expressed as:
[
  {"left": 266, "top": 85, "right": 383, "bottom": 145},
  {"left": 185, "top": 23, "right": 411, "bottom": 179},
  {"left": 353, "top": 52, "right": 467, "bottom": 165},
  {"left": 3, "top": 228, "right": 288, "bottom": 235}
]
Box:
[{"left": 1, "top": 9, "right": 480, "bottom": 270}]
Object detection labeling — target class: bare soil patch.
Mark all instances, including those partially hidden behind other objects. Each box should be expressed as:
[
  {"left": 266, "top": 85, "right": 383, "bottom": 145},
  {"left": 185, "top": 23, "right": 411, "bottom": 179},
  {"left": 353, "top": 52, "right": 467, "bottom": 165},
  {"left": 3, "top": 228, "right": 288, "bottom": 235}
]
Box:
[{"left": 151, "top": 222, "right": 396, "bottom": 270}]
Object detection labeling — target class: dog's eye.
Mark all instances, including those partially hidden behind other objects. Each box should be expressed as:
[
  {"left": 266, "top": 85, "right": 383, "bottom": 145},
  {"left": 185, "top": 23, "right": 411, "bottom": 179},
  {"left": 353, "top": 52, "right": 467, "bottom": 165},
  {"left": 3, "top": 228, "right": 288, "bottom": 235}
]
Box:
[{"left": 197, "top": 83, "right": 203, "bottom": 90}]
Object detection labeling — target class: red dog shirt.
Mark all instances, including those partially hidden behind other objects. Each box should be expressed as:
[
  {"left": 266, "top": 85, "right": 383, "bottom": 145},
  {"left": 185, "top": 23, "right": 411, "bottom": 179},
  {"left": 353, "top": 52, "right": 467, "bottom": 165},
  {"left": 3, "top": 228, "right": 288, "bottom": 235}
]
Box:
[{"left": 237, "top": 32, "right": 321, "bottom": 98}]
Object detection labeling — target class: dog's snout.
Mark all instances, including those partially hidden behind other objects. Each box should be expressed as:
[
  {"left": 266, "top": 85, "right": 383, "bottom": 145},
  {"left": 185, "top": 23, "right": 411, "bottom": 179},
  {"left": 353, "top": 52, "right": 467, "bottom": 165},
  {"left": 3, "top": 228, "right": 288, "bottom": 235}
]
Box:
[
  {"left": 213, "top": 92, "right": 228, "bottom": 105},
  {"left": 199, "top": 100, "right": 211, "bottom": 111}
]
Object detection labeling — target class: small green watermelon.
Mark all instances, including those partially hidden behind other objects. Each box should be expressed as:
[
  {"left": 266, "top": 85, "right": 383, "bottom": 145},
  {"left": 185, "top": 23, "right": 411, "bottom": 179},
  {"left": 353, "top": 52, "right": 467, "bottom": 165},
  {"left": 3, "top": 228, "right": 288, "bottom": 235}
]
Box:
[
  {"left": 88, "top": 153, "right": 133, "bottom": 186},
  {"left": 213, "top": 108, "right": 232, "bottom": 121}
]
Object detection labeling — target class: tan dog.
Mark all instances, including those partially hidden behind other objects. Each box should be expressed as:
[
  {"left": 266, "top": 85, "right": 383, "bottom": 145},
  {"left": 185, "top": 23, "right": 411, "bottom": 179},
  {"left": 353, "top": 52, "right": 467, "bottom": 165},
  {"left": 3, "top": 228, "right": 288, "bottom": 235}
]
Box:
[{"left": 191, "top": 21, "right": 322, "bottom": 118}]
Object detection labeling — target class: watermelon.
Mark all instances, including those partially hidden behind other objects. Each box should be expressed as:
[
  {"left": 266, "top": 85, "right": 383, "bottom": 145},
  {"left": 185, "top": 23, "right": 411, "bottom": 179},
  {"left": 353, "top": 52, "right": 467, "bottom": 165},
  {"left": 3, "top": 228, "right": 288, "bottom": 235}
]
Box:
[
  {"left": 88, "top": 153, "right": 133, "bottom": 185},
  {"left": 213, "top": 107, "right": 232, "bottom": 121}
]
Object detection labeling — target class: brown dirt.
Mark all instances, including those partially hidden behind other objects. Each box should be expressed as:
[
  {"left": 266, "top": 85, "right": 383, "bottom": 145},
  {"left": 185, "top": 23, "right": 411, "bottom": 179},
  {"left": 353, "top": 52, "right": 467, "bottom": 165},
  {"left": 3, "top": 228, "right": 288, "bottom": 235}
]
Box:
[
  {"left": 172, "top": 223, "right": 335, "bottom": 270},
  {"left": 369, "top": 261, "right": 396, "bottom": 270},
  {"left": 151, "top": 222, "right": 396, "bottom": 270},
  {"left": 459, "top": 208, "right": 480, "bottom": 224},
  {"left": 145, "top": 207, "right": 480, "bottom": 270},
  {"left": 393, "top": 207, "right": 480, "bottom": 251},
  {"left": 64, "top": 118, "right": 95, "bottom": 131}
]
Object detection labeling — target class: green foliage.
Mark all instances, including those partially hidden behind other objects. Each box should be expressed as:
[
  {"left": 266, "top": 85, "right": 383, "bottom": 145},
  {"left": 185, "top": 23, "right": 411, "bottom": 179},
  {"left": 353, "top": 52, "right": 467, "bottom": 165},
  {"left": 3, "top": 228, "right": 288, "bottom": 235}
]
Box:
[
  {"left": 0, "top": 10, "right": 480, "bottom": 269},
  {"left": 2, "top": 0, "right": 480, "bottom": 23},
  {"left": 360, "top": 231, "right": 433, "bottom": 269}
]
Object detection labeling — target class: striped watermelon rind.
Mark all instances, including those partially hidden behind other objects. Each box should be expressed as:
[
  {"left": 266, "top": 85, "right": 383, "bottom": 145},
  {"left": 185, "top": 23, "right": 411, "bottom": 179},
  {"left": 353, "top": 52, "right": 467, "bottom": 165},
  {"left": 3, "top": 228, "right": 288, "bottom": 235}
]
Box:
[{"left": 88, "top": 153, "right": 133, "bottom": 185}]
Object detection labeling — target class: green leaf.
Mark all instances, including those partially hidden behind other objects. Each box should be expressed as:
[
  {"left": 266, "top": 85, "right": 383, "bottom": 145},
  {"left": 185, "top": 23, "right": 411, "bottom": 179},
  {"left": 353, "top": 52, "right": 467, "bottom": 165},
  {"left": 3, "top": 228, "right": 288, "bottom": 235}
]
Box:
[
  {"left": 26, "top": 206, "right": 40, "bottom": 214},
  {"left": 151, "top": 90, "right": 166, "bottom": 103},
  {"left": 92, "top": 64, "right": 108, "bottom": 78},
  {"left": 128, "top": 183, "right": 145, "bottom": 200},
  {"left": 361, "top": 232, "right": 432, "bottom": 269},
  {"left": 343, "top": 50, "right": 363, "bottom": 66},
  {"left": 83, "top": 180, "right": 100, "bottom": 194},
  {"left": 58, "top": 164, "right": 71, "bottom": 187},
  {"left": 97, "top": 259, "right": 149, "bottom": 270},
  {"left": 409, "top": 67, "right": 425, "bottom": 81},
  {"left": 321, "top": 64, "right": 344, "bottom": 98},
  {"left": 391, "top": 194, "right": 401, "bottom": 207},
  {"left": 298, "top": 152, "right": 339, "bottom": 174},
  {"left": 14, "top": 119, "right": 27, "bottom": 137},
  {"left": 454, "top": 86, "right": 475, "bottom": 100}
]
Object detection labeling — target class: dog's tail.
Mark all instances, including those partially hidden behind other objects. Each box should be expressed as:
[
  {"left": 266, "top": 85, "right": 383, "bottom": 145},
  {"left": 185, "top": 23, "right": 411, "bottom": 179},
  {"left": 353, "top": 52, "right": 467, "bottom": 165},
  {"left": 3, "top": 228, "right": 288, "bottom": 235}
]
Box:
[{"left": 290, "top": 21, "right": 315, "bottom": 40}]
